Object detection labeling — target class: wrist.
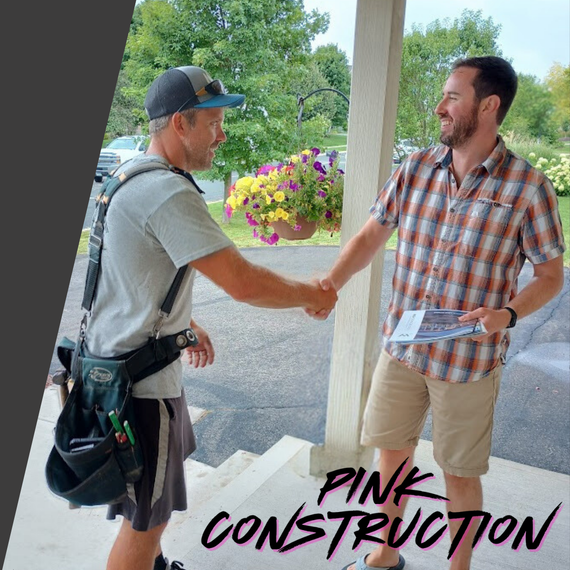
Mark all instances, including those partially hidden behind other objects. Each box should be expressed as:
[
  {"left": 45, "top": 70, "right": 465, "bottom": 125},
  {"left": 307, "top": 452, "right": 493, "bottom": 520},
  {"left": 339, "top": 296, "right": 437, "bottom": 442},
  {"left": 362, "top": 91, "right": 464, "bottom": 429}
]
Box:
[{"left": 503, "top": 306, "right": 517, "bottom": 329}]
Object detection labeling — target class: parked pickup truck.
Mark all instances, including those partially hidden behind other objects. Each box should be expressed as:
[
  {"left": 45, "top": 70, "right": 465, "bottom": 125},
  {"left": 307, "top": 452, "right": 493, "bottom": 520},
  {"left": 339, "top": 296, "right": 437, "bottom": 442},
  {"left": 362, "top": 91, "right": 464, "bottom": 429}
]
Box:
[{"left": 95, "top": 135, "right": 149, "bottom": 182}]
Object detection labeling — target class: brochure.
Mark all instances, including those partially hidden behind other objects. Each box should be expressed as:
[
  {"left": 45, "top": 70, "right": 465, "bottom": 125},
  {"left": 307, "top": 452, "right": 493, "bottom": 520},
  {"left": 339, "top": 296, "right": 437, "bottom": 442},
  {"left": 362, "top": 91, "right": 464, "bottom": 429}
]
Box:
[{"left": 389, "top": 309, "right": 487, "bottom": 344}]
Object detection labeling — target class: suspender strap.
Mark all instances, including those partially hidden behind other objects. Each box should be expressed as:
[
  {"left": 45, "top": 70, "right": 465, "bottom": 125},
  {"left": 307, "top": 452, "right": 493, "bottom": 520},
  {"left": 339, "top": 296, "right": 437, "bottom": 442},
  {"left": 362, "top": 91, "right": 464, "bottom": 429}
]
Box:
[
  {"left": 81, "top": 161, "right": 169, "bottom": 312},
  {"left": 74, "top": 159, "right": 201, "bottom": 380}
]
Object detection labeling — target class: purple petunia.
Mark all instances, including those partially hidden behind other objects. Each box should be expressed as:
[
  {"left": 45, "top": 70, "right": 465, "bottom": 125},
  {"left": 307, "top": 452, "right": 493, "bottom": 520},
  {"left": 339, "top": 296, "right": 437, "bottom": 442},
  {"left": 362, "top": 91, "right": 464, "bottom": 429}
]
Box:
[
  {"left": 318, "top": 190, "right": 327, "bottom": 197},
  {"left": 328, "top": 150, "right": 338, "bottom": 166},
  {"left": 311, "top": 147, "right": 321, "bottom": 156},
  {"left": 245, "top": 212, "right": 259, "bottom": 226},
  {"left": 313, "top": 161, "right": 326, "bottom": 175},
  {"left": 325, "top": 210, "right": 333, "bottom": 219},
  {"left": 289, "top": 182, "right": 299, "bottom": 192},
  {"left": 257, "top": 164, "right": 275, "bottom": 176},
  {"left": 225, "top": 204, "right": 233, "bottom": 219},
  {"left": 267, "top": 232, "right": 280, "bottom": 245}
]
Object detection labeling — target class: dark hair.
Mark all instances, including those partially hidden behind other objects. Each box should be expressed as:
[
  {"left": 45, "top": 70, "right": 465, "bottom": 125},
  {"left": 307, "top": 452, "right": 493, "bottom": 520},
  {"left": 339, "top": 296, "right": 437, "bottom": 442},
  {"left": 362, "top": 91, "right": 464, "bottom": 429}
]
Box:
[{"left": 451, "top": 56, "right": 518, "bottom": 125}]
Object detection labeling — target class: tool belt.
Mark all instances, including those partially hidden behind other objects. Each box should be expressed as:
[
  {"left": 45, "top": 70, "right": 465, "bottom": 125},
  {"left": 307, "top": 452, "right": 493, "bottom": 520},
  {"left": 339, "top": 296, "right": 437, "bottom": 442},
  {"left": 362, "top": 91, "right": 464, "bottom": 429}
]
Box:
[{"left": 45, "top": 161, "right": 199, "bottom": 506}]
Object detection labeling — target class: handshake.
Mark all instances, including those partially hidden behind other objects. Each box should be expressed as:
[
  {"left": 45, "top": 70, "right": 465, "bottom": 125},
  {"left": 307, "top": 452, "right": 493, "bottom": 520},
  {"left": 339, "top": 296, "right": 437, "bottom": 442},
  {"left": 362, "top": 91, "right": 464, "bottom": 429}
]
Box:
[{"left": 305, "top": 275, "right": 337, "bottom": 320}]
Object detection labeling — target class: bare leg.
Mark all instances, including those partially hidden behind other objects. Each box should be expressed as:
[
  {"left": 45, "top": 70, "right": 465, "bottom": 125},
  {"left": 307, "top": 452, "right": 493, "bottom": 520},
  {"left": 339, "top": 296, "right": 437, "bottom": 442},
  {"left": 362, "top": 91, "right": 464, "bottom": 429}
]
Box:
[
  {"left": 106, "top": 518, "right": 168, "bottom": 570},
  {"left": 444, "top": 474, "right": 482, "bottom": 570},
  {"left": 347, "top": 447, "right": 414, "bottom": 570}
]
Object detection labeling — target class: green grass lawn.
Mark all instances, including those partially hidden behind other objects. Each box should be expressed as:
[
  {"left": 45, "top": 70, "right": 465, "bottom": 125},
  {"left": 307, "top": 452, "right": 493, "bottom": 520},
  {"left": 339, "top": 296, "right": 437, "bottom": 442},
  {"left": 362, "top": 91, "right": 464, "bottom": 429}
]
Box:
[
  {"left": 78, "top": 196, "right": 569, "bottom": 266},
  {"left": 321, "top": 132, "right": 347, "bottom": 151}
]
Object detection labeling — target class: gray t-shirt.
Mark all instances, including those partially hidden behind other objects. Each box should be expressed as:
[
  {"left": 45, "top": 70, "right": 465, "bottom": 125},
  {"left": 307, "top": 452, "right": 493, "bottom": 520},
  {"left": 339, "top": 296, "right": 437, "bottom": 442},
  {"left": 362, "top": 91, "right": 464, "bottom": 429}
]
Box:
[{"left": 85, "top": 154, "right": 233, "bottom": 398}]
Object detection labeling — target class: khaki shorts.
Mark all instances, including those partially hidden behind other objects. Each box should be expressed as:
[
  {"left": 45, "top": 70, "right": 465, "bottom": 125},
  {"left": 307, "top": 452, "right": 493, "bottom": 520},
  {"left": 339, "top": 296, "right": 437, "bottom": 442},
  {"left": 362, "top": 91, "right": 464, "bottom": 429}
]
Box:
[{"left": 361, "top": 350, "right": 501, "bottom": 477}]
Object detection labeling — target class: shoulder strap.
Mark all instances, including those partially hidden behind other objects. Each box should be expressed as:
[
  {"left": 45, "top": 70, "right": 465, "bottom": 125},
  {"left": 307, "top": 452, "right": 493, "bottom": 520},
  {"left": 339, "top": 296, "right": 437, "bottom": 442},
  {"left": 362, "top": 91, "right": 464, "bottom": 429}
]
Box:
[{"left": 81, "top": 161, "right": 187, "bottom": 316}]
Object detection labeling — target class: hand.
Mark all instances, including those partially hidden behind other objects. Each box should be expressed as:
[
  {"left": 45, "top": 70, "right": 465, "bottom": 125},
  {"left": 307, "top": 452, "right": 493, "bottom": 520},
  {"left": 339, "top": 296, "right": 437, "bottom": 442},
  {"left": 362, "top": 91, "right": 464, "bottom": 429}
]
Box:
[
  {"left": 458, "top": 307, "right": 511, "bottom": 341},
  {"left": 305, "top": 276, "right": 337, "bottom": 320},
  {"left": 184, "top": 322, "right": 215, "bottom": 368}
]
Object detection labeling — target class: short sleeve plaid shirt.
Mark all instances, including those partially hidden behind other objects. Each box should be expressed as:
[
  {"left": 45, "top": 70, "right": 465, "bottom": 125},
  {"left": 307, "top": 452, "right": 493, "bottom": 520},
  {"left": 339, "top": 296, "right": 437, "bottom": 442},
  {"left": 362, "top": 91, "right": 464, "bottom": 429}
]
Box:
[{"left": 371, "top": 136, "right": 566, "bottom": 383}]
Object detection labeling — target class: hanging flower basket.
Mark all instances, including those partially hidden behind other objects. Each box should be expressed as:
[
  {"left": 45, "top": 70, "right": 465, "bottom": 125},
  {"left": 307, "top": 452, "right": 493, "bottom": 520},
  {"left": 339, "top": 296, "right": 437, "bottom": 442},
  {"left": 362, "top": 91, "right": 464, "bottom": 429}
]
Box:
[
  {"left": 224, "top": 148, "right": 344, "bottom": 245},
  {"left": 271, "top": 215, "right": 318, "bottom": 240}
]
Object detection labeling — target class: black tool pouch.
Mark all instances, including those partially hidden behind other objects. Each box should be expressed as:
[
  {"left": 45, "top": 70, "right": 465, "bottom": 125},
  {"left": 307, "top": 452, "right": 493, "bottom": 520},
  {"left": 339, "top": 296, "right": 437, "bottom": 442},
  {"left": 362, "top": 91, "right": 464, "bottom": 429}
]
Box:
[
  {"left": 46, "top": 328, "right": 198, "bottom": 506},
  {"left": 45, "top": 161, "right": 199, "bottom": 507}
]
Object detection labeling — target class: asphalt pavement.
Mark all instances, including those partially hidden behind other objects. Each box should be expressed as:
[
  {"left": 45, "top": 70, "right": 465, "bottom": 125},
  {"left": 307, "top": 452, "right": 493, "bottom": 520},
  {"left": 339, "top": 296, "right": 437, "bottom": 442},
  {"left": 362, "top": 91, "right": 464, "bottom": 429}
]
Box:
[{"left": 49, "top": 246, "right": 570, "bottom": 475}]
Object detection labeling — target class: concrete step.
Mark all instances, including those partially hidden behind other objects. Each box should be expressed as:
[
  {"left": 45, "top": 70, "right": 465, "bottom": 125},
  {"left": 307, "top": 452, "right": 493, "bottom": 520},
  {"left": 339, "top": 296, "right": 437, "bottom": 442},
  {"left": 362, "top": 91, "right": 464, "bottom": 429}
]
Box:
[
  {"left": 167, "top": 438, "right": 570, "bottom": 570},
  {"left": 161, "top": 435, "right": 312, "bottom": 558},
  {"left": 168, "top": 449, "right": 261, "bottom": 531}
]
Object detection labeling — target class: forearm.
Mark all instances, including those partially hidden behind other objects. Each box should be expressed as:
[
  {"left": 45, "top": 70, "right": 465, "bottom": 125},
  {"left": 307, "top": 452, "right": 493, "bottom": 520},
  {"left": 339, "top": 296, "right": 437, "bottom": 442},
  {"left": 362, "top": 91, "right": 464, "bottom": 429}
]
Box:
[
  {"left": 461, "top": 256, "right": 564, "bottom": 337},
  {"left": 236, "top": 263, "right": 324, "bottom": 309},
  {"left": 190, "top": 246, "right": 335, "bottom": 312},
  {"left": 329, "top": 216, "right": 394, "bottom": 290},
  {"left": 505, "top": 258, "right": 564, "bottom": 319}
]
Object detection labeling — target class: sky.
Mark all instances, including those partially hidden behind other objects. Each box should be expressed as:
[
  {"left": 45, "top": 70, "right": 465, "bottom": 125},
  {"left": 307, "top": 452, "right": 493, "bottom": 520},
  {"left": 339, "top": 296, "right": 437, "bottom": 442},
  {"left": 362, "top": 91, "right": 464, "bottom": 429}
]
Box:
[{"left": 302, "top": 0, "right": 570, "bottom": 81}]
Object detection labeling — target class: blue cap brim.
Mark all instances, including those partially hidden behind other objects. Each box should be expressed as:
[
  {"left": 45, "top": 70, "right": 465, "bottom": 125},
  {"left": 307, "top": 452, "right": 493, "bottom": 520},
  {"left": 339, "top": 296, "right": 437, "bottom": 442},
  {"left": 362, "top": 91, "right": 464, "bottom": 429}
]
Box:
[{"left": 194, "top": 94, "right": 245, "bottom": 109}]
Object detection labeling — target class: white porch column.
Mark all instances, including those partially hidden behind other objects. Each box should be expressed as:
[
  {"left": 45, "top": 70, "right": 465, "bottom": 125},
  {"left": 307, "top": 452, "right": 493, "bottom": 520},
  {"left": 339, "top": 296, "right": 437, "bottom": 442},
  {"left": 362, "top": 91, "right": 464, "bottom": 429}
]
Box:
[{"left": 310, "top": 0, "right": 406, "bottom": 476}]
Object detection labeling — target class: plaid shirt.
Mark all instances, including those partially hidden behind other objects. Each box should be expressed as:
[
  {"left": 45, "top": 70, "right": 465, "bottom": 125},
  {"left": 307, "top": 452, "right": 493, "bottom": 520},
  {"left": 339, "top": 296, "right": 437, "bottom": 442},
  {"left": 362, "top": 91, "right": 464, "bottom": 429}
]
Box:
[{"left": 371, "top": 136, "right": 566, "bottom": 383}]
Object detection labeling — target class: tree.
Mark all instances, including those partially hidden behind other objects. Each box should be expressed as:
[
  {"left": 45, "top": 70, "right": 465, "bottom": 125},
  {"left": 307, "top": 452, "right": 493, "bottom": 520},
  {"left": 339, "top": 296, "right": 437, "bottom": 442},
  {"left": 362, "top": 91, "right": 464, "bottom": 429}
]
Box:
[
  {"left": 122, "top": 0, "right": 330, "bottom": 221},
  {"left": 312, "top": 44, "right": 351, "bottom": 129},
  {"left": 501, "top": 73, "right": 557, "bottom": 143},
  {"left": 105, "top": 69, "right": 141, "bottom": 139},
  {"left": 397, "top": 9, "right": 503, "bottom": 148},
  {"left": 546, "top": 63, "right": 570, "bottom": 137}
]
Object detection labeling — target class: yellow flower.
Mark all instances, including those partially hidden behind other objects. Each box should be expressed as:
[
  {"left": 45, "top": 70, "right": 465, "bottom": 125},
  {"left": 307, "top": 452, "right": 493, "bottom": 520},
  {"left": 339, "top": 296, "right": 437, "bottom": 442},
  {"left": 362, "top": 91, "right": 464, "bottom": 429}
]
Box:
[
  {"left": 266, "top": 195, "right": 272, "bottom": 205},
  {"left": 274, "top": 191, "right": 285, "bottom": 202},
  {"left": 268, "top": 211, "right": 275, "bottom": 219},
  {"left": 226, "top": 196, "right": 237, "bottom": 209},
  {"left": 275, "top": 208, "right": 288, "bottom": 220},
  {"left": 291, "top": 155, "right": 301, "bottom": 163},
  {"left": 235, "top": 176, "right": 255, "bottom": 192},
  {"left": 251, "top": 181, "right": 263, "bottom": 193},
  {"left": 301, "top": 149, "right": 312, "bottom": 155}
]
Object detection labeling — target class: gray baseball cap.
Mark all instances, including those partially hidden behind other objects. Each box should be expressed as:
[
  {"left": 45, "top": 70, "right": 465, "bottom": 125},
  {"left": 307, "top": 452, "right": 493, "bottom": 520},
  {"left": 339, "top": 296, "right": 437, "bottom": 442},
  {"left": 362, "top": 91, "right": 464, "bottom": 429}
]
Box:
[{"left": 144, "top": 66, "right": 245, "bottom": 120}]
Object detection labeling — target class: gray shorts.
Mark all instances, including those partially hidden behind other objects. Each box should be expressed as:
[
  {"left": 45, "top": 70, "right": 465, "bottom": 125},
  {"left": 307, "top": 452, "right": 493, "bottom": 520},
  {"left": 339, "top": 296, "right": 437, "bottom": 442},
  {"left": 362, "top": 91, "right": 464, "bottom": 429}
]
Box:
[{"left": 107, "top": 391, "right": 196, "bottom": 531}]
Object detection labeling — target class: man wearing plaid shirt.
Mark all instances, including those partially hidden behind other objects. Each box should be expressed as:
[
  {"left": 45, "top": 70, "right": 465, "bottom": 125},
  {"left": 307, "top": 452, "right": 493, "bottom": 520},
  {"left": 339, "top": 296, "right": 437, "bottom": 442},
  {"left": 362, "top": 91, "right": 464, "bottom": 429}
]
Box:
[{"left": 315, "top": 56, "right": 565, "bottom": 570}]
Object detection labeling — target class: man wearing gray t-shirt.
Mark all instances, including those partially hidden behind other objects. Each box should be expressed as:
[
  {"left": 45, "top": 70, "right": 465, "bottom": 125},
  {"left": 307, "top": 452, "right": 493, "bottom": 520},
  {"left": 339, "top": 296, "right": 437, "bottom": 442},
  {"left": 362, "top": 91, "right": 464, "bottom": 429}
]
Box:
[{"left": 91, "top": 66, "right": 337, "bottom": 570}]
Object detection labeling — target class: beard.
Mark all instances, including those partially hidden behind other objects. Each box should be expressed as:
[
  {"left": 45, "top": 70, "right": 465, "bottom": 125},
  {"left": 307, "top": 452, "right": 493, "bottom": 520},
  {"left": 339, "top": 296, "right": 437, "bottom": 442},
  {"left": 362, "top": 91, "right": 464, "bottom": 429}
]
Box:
[
  {"left": 439, "top": 103, "right": 479, "bottom": 149},
  {"left": 182, "top": 138, "right": 216, "bottom": 171}
]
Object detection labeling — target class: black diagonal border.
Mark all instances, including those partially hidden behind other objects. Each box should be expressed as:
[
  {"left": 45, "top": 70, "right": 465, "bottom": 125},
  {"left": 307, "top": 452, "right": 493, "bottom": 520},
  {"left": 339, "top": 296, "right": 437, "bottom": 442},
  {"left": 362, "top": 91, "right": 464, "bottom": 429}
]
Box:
[{"left": 1, "top": 0, "right": 136, "bottom": 564}]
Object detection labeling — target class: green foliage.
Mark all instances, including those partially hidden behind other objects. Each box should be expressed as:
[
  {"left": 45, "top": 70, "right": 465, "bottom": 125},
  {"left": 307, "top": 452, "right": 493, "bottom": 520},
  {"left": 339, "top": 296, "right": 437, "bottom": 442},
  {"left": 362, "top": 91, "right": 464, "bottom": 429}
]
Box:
[
  {"left": 121, "top": 0, "right": 330, "bottom": 185},
  {"left": 501, "top": 74, "right": 557, "bottom": 143},
  {"left": 312, "top": 44, "right": 351, "bottom": 128},
  {"left": 546, "top": 63, "right": 570, "bottom": 137},
  {"left": 530, "top": 155, "right": 570, "bottom": 197},
  {"left": 503, "top": 132, "right": 563, "bottom": 164},
  {"left": 397, "top": 9, "right": 503, "bottom": 148},
  {"left": 502, "top": 133, "right": 570, "bottom": 197},
  {"left": 105, "top": 69, "right": 141, "bottom": 138}
]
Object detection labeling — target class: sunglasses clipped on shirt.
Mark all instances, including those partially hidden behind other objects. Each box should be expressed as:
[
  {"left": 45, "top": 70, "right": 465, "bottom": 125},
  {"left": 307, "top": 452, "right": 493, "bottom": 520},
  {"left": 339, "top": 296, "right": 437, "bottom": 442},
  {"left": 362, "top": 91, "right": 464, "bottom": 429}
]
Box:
[{"left": 176, "top": 79, "right": 227, "bottom": 112}]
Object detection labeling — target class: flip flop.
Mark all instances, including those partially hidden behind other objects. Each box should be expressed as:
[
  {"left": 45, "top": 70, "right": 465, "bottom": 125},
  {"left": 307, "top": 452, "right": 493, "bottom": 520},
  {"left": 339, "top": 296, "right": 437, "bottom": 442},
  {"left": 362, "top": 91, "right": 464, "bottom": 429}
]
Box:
[{"left": 340, "top": 553, "right": 405, "bottom": 570}]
